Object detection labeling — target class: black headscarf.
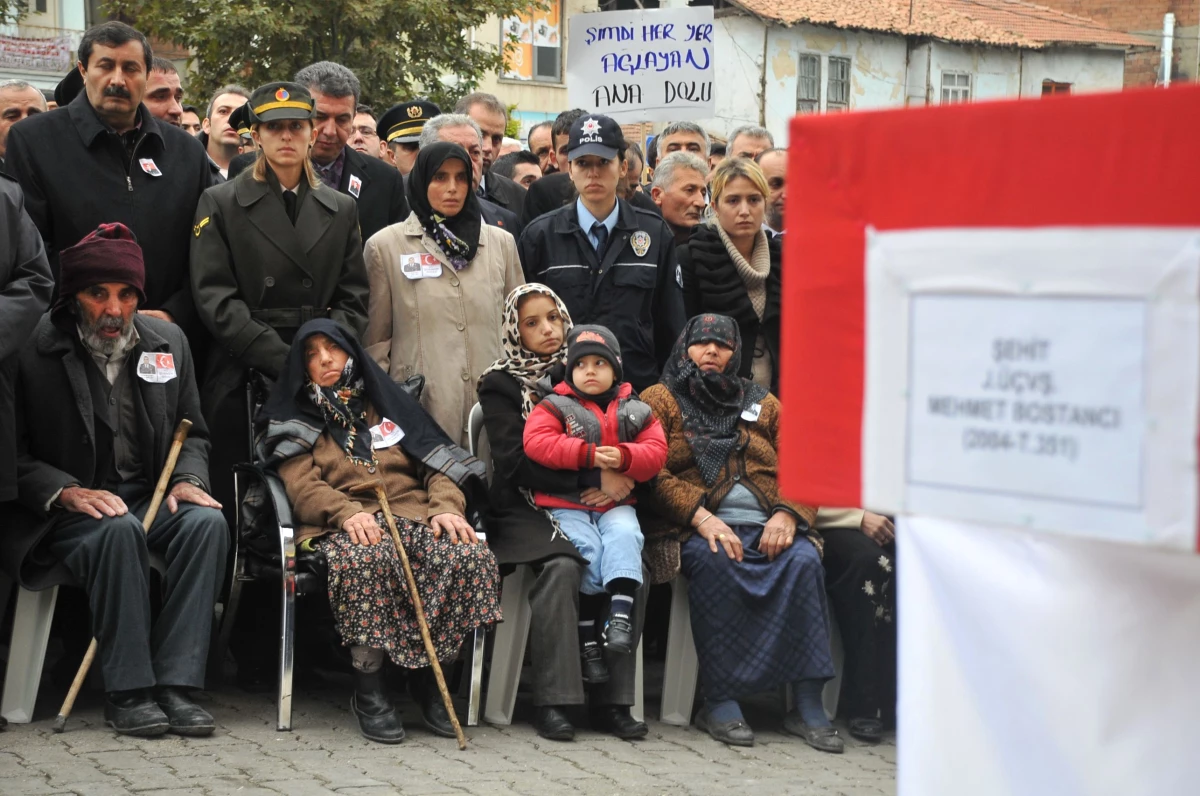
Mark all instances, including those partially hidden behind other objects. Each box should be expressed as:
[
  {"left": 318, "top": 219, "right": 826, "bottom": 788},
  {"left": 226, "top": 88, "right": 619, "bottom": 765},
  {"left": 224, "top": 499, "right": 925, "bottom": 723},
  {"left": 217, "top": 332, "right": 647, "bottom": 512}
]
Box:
[
  {"left": 406, "top": 141, "right": 482, "bottom": 270},
  {"left": 659, "top": 314, "right": 769, "bottom": 486},
  {"left": 255, "top": 319, "right": 487, "bottom": 500}
]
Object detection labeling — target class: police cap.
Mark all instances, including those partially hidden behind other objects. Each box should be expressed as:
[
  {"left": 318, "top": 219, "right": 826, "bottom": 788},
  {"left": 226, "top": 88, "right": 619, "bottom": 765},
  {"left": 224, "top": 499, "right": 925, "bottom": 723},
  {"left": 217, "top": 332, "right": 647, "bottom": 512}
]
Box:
[{"left": 228, "top": 103, "right": 253, "bottom": 139}]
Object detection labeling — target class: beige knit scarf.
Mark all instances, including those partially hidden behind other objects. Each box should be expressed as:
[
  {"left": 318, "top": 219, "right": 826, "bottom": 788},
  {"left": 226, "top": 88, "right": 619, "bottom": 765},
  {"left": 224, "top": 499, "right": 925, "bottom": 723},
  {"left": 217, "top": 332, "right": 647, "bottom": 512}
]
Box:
[{"left": 715, "top": 223, "right": 770, "bottom": 320}]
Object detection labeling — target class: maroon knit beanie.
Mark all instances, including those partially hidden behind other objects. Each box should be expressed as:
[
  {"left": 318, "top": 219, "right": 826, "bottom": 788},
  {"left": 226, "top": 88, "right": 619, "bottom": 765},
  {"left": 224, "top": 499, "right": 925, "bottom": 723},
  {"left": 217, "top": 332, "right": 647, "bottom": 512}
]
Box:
[{"left": 53, "top": 223, "right": 146, "bottom": 315}]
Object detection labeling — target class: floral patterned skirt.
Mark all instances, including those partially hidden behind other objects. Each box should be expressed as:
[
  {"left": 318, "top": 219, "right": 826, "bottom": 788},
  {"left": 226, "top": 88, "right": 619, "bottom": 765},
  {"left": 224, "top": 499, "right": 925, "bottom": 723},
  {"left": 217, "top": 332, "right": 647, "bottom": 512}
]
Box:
[{"left": 318, "top": 514, "right": 503, "bottom": 669}]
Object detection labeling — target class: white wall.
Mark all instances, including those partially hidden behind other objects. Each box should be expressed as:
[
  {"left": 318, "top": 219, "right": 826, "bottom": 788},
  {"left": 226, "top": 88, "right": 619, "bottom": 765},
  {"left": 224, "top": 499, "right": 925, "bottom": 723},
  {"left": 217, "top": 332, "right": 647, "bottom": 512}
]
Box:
[
  {"left": 928, "top": 41, "right": 1126, "bottom": 102},
  {"left": 928, "top": 41, "right": 1022, "bottom": 102},
  {"left": 690, "top": 14, "right": 766, "bottom": 142},
  {"left": 697, "top": 20, "right": 911, "bottom": 146},
  {"left": 1020, "top": 47, "right": 1125, "bottom": 95}
]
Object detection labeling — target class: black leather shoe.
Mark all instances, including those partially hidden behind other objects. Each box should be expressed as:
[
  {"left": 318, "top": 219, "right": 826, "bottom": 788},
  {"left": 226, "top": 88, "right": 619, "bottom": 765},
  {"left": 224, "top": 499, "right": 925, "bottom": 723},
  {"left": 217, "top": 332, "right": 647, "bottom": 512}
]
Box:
[
  {"left": 105, "top": 689, "right": 169, "bottom": 737},
  {"left": 694, "top": 706, "right": 754, "bottom": 747},
  {"left": 601, "top": 613, "right": 635, "bottom": 654},
  {"left": 848, "top": 717, "right": 885, "bottom": 743},
  {"left": 590, "top": 705, "right": 648, "bottom": 740},
  {"left": 410, "top": 671, "right": 456, "bottom": 739},
  {"left": 153, "top": 687, "right": 215, "bottom": 737},
  {"left": 534, "top": 705, "right": 575, "bottom": 741},
  {"left": 352, "top": 671, "right": 404, "bottom": 744},
  {"left": 782, "top": 711, "right": 845, "bottom": 754},
  {"left": 580, "top": 642, "right": 610, "bottom": 685}
]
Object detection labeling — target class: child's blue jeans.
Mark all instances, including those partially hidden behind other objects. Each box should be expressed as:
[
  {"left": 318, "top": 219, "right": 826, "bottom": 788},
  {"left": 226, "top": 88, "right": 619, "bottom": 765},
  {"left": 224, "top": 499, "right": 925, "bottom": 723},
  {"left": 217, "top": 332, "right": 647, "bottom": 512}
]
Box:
[{"left": 549, "top": 505, "right": 645, "bottom": 595}]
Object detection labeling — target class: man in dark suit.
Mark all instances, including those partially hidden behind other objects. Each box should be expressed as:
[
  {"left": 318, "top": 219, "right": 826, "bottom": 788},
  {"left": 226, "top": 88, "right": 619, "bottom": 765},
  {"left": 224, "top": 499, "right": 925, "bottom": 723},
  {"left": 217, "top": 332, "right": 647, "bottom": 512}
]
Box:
[
  {"left": 293, "top": 61, "right": 408, "bottom": 244},
  {"left": 5, "top": 22, "right": 213, "bottom": 341},
  {"left": 454, "top": 92, "right": 526, "bottom": 217},
  {"left": 420, "top": 112, "right": 522, "bottom": 238}
]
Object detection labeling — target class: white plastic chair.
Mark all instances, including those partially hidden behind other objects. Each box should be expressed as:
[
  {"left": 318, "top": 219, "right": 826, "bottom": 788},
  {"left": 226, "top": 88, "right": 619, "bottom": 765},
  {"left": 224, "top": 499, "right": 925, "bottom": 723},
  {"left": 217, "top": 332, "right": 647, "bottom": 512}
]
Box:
[
  {"left": 2, "top": 552, "right": 171, "bottom": 724},
  {"left": 660, "top": 573, "right": 844, "bottom": 726},
  {"left": 1, "top": 585, "right": 59, "bottom": 723},
  {"left": 483, "top": 565, "right": 645, "bottom": 725}
]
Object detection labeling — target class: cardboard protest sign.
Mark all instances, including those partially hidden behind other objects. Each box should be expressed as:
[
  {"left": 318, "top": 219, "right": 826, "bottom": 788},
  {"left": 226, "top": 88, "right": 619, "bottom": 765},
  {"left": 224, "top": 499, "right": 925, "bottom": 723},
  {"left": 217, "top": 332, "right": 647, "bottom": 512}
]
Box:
[{"left": 567, "top": 6, "right": 714, "bottom": 122}]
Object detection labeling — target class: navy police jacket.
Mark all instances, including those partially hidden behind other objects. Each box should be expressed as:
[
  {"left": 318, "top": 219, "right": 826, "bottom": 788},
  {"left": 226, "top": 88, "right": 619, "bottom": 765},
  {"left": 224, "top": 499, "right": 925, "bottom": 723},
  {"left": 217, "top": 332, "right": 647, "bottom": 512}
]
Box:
[{"left": 517, "top": 198, "right": 686, "bottom": 391}]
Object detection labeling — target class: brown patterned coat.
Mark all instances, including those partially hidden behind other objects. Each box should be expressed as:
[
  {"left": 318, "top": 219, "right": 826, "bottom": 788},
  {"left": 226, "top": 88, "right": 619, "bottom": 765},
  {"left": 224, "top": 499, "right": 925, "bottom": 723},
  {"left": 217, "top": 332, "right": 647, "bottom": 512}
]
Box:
[{"left": 638, "top": 385, "right": 820, "bottom": 585}]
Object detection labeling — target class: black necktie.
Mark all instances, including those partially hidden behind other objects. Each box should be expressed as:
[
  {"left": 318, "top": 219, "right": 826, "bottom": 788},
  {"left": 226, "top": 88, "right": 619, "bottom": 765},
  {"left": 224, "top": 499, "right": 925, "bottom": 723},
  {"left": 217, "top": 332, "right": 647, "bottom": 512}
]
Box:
[
  {"left": 283, "top": 190, "right": 298, "bottom": 225},
  {"left": 591, "top": 222, "right": 609, "bottom": 257}
]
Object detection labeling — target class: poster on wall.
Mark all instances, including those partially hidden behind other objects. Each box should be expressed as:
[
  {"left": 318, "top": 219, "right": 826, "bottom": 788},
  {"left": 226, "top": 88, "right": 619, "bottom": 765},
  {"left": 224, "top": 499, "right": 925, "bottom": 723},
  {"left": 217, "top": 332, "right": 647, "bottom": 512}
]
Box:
[
  {"left": 502, "top": 3, "right": 562, "bottom": 83},
  {"left": 567, "top": 6, "right": 714, "bottom": 122}
]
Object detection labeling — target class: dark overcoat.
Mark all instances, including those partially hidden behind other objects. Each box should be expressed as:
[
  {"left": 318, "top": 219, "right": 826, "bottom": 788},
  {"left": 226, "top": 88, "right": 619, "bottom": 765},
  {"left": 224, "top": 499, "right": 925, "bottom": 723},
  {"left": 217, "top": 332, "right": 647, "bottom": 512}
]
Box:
[
  {"left": 3, "top": 314, "right": 211, "bottom": 590},
  {"left": 4, "top": 94, "right": 214, "bottom": 339},
  {"left": 226, "top": 146, "right": 408, "bottom": 246},
  {"left": 189, "top": 170, "right": 369, "bottom": 500},
  {"left": 484, "top": 171, "right": 527, "bottom": 217},
  {"left": 0, "top": 174, "right": 52, "bottom": 501},
  {"left": 477, "top": 369, "right": 584, "bottom": 568}
]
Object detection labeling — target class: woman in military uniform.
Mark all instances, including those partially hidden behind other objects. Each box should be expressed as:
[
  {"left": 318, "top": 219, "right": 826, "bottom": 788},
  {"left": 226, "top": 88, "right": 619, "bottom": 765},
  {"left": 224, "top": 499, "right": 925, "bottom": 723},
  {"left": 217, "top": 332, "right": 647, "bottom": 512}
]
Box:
[{"left": 190, "top": 81, "right": 370, "bottom": 511}]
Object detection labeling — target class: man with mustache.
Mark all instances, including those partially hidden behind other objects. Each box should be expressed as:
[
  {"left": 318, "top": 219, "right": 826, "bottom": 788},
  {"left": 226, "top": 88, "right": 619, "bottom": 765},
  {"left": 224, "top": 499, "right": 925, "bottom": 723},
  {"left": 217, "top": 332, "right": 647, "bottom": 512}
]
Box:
[
  {"left": 4, "top": 21, "right": 213, "bottom": 343},
  {"left": 651, "top": 152, "right": 709, "bottom": 246},
  {"left": 2, "top": 222, "right": 227, "bottom": 737}
]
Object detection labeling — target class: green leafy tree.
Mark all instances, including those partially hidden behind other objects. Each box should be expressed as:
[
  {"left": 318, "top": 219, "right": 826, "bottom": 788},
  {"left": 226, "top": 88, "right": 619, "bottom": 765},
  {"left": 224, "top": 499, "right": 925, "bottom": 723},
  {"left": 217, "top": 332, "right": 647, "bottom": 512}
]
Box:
[{"left": 109, "top": 0, "right": 547, "bottom": 109}]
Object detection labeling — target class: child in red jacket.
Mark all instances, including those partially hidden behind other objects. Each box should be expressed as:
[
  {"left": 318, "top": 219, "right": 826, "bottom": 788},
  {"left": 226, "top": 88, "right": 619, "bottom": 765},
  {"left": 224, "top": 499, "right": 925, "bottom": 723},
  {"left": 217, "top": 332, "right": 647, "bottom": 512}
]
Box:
[{"left": 523, "top": 325, "right": 667, "bottom": 684}]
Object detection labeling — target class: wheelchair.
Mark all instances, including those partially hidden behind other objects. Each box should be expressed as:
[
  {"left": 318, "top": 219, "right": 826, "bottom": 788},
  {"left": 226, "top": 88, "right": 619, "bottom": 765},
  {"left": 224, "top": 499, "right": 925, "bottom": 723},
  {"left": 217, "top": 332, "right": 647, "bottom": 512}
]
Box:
[{"left": 213, "top": 371, "right": 487, "bottom": 731}]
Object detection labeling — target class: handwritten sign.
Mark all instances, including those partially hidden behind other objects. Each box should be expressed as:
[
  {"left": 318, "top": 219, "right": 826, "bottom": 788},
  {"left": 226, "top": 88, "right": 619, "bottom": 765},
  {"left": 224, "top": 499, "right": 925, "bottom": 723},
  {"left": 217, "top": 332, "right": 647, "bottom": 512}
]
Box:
[
  {"left": 567, "top": 7, "right": 715, "bottom": 123},
  {"left": 907, "top": 294, "right": 1146, "bottom": 510}
]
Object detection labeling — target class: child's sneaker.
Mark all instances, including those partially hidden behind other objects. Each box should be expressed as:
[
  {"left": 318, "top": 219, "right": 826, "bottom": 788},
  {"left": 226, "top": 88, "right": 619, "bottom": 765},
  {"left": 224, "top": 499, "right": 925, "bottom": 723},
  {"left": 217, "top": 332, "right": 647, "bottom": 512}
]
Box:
[
  {"left": 601, "top": 613, "right": 635, "bottom": 655},
  {"left": 580, "top": 641, "right": 610, "bottom": 684}
]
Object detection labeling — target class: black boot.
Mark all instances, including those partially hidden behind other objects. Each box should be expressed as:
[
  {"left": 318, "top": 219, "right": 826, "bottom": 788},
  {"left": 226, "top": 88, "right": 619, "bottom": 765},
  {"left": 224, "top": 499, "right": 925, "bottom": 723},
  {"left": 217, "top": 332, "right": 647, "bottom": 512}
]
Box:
[
  {"left": 409, "top": 668, "right": 456, "bottom": 738},
  {"left": 352, "top": 670, "right": 404, "bottom": 744},
  {"left": 104, "top": 689, "right": 169, "bottom": 737},
  {"left": 534, "top": 705, "right": 575, "bottom": 741},
  {"left": 580, "top": 641, "right": 610, "bottom": 685}
]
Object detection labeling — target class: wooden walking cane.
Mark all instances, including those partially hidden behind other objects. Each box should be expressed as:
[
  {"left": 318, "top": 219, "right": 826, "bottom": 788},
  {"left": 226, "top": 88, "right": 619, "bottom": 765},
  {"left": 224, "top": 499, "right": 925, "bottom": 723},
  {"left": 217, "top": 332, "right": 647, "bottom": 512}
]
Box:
[
  {"left": 52, "top": 419, "right": 194, "bottom": 733},
  {"left": 350, "top": 479, "right": 468, "bottom": 750}
]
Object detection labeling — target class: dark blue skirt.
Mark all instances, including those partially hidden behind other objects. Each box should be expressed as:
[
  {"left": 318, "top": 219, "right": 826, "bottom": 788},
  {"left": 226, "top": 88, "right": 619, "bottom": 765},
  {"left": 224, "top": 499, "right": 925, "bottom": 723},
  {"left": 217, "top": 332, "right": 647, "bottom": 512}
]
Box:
[{"left": 681, "top": 524, "right": 835, "bottom": 702}]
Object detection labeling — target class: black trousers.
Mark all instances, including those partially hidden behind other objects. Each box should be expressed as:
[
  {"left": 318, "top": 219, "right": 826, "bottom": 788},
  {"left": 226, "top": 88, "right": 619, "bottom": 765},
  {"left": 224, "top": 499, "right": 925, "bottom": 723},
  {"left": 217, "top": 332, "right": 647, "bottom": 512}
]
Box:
[
  {"left": 527, "top": 556, "right": 648, "bottom": 707},
  {"left": 43, "top": 482, "right": 229, "bottom": 693},
  {"left": 821, "top": 527, "right": 897, "bottom": 722}
]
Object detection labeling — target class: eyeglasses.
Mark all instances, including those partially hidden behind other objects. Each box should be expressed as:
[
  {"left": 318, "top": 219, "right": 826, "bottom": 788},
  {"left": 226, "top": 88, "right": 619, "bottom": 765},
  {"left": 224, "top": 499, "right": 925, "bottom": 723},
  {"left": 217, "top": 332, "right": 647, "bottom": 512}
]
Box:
[{"left": 352, "top": 125, "right": 378, "bottom": 138}]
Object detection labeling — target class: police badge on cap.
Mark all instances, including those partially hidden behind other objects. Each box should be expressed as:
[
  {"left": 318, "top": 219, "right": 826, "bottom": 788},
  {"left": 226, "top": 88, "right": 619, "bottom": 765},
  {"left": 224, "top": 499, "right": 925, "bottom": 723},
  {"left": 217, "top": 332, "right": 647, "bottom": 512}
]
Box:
[{"left": 567, "top": 114, "right": 624, "bottom": 161}]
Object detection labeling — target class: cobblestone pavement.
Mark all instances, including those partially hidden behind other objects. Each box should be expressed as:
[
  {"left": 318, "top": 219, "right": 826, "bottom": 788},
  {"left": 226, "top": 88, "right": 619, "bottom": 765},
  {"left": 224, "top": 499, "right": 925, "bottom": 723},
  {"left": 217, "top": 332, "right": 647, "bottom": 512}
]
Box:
[{"left": 0, "top": 678, "right": 896, "bottom": 796}]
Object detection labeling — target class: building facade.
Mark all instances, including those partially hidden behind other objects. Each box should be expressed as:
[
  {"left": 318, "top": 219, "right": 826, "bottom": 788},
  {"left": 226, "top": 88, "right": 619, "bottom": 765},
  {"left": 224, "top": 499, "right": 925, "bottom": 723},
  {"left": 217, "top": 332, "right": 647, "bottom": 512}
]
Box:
[{"left": 0, "top": 0, "right": 88, "bottom": 96}]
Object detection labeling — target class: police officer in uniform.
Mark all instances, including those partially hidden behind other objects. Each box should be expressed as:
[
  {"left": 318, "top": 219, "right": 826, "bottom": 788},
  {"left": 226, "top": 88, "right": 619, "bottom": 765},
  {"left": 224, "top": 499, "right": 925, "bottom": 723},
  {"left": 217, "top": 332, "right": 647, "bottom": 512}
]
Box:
[
  {"left": 518, "top": 114, "right": 685, "bottom": 392},
  {"left": 190, "top": 81, "right": 369, "bottom": 510},
  {"left": 377, "top": 99, "right": 439, "bottom": 176}
]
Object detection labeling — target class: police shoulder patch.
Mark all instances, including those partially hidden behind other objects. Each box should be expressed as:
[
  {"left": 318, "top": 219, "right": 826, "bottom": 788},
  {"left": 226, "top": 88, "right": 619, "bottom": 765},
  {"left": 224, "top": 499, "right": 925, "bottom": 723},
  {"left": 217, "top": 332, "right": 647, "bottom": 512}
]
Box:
[{"left": 193, "top": 217, "right": 211, "bottom": 237}]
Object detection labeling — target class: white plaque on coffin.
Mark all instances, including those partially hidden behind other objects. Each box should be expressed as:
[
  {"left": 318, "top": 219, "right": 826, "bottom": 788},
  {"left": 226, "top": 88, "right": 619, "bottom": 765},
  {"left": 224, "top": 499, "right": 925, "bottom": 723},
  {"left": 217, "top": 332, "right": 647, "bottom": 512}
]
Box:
[{"left": 862, "top": 227, "right": 1200, "bottom": 551}]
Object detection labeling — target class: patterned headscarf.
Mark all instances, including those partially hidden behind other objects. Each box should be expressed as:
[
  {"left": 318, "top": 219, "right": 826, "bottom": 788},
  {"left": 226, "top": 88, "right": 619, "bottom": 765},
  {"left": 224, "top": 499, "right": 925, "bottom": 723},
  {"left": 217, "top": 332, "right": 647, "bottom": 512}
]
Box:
[
  {"left": 307, "top": 356, "right": 377, "bottom": 468},
  {"left": 479, "top": 283, "right": 574, "bottom": 418},
  {"left": 660, "top": 314, "right": 769, "bottom": 486},
  {"left": 406, "top": 141, "right": 482, "bottom": 271}
]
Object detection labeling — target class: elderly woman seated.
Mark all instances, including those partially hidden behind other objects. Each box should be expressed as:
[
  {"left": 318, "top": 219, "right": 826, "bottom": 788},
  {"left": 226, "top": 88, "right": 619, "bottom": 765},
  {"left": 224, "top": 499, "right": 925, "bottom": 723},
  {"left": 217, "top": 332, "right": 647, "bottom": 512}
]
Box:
[
  {"left": 256, "top": 319, "right": 502, "bottom": 745},
  {"left": 640, "top": 314, "right": 841, "bottom": 753}
]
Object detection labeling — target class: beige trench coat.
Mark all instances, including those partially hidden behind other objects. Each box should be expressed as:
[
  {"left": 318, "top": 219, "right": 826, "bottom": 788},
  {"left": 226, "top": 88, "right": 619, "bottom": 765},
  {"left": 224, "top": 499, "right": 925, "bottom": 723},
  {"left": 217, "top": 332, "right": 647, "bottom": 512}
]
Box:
[{"left": 364, "top": 212, "right": 524, "bottom": 447}]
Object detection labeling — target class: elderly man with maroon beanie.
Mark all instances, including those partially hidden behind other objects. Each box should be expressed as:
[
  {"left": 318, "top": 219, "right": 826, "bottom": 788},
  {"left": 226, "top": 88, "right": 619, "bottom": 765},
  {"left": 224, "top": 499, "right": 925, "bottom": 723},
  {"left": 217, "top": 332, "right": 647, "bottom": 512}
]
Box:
[{"left": 1, "top": 223, "right": 227, "bottom": 737}]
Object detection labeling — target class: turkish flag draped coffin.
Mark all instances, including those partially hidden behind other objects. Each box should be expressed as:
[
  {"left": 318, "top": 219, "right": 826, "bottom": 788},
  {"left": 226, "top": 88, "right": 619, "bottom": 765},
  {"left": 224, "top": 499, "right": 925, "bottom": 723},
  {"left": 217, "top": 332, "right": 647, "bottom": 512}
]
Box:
[{"left": 778, "top": 85, "right": 1200, "bottom": 552}]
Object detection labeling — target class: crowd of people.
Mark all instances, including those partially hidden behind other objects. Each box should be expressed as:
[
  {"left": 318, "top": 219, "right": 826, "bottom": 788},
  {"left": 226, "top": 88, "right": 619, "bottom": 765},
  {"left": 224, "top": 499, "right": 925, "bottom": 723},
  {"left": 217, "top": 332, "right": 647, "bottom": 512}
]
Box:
[{"left": 0, "top": 20, "right": 896, "bottom": 753}]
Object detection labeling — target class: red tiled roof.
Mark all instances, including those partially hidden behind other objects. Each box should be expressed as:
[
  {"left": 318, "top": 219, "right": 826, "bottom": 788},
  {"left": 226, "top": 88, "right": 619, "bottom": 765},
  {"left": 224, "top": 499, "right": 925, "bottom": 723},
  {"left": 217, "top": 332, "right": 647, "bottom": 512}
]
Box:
[{"left": 730, "top": 0, "right": 1150, "bottom": 49}]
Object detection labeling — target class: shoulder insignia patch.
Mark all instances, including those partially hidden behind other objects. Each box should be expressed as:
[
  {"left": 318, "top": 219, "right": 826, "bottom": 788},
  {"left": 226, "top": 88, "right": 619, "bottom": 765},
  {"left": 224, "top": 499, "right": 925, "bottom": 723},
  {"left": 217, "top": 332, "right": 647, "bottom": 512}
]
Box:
[{"left": 193, "top": 217, "right": 210, "bottom": 237}]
